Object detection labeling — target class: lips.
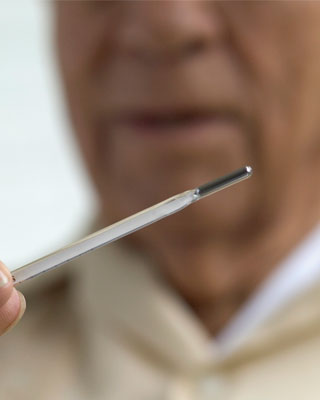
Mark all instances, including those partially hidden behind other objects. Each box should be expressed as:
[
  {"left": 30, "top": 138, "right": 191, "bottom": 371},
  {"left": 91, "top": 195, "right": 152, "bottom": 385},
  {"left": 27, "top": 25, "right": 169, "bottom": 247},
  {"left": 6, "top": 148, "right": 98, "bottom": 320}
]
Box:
[{"left": 108, "top": 108, "right": 244, "bottom": 138}]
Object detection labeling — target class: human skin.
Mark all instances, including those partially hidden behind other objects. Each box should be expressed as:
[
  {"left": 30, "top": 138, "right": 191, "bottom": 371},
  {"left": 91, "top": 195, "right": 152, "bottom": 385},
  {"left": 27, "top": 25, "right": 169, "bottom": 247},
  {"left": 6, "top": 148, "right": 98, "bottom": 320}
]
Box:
[
  {"left": 56, "top": 1, "right": 320, "bottom": 334},
  {"left": 0, "top": 262, "right": 25, "bottom": 335}
]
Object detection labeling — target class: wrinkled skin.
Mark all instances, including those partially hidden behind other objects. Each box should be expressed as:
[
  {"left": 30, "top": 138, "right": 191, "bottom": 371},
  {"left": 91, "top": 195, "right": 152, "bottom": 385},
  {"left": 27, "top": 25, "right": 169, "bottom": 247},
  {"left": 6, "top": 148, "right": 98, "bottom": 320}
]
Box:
[{"left": 55, "top": 1, "right": 320, "bottom": 334}]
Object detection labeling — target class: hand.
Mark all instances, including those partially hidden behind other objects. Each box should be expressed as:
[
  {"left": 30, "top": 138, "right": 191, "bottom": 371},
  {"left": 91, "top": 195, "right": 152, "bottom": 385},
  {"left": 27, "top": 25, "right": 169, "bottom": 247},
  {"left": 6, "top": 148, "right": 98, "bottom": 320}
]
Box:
[{"left": 0, "top": 261, "right": 26, "bottom": 335}]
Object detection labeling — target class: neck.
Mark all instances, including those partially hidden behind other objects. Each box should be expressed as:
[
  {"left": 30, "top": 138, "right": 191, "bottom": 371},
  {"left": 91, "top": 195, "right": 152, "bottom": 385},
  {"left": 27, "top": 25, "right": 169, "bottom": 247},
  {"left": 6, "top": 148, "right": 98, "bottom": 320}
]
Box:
[{"left": 141, "top": 173, "right": 320, "bottom": 335}]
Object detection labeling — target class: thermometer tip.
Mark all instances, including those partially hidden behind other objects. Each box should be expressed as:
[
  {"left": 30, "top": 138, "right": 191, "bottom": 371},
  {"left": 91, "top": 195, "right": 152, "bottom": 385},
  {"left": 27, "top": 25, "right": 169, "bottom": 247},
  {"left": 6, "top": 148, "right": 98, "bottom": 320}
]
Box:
[
  {"left": 245, "top": 165, "right": 253, "bottom": 177},
  {"left": 197, "top": 165, "right": 253, "bottom": 199}
]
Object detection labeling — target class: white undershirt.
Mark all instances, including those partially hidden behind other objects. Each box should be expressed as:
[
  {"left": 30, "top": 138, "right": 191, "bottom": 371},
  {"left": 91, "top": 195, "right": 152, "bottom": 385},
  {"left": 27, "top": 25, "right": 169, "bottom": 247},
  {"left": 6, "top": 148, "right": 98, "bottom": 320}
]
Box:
[{"left": 214, "top": 223, "right": 320, "bottom": 358}]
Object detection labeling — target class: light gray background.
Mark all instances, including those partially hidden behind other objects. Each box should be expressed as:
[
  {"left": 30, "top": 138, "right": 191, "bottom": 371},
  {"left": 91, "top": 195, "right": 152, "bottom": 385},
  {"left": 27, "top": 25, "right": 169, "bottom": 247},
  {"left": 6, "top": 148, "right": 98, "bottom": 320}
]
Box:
[{"left": 0, "top": 1, "right": 95, "bottom": 270}]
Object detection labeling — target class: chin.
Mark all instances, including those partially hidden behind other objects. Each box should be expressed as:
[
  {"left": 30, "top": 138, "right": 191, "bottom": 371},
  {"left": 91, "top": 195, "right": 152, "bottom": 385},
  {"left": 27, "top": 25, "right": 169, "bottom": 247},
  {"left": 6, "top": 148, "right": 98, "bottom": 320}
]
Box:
[{"left": 145, "top": 182, "right": 257, "bottom": 242}]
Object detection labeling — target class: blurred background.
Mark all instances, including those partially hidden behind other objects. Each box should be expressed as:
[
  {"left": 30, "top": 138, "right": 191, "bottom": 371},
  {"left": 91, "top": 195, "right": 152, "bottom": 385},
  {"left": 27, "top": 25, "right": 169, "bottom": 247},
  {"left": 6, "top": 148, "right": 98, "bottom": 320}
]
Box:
[{"left": 0, "top": 0, "right": 95, "bottom": 270}]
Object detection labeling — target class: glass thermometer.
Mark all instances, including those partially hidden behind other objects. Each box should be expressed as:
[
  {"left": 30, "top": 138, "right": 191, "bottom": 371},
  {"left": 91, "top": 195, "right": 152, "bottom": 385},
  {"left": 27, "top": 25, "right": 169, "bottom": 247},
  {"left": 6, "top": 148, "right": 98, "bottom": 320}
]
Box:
[{"left": 12, "top": 166, "right": 252, "bottom": 285}]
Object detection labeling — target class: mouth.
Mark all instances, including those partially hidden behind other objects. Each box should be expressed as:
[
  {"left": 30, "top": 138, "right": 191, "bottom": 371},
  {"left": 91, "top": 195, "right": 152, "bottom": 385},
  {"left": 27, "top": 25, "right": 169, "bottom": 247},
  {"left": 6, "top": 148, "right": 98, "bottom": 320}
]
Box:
[{"left": 109, "top": 108, "right": 244, "bottom": 138}]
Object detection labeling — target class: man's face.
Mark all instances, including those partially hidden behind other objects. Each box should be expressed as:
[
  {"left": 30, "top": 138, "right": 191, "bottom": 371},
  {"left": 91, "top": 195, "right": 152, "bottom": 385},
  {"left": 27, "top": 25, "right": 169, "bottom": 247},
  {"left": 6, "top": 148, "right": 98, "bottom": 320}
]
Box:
[{"left": 56, "top": 1, "right": 320, "bottom": 245}]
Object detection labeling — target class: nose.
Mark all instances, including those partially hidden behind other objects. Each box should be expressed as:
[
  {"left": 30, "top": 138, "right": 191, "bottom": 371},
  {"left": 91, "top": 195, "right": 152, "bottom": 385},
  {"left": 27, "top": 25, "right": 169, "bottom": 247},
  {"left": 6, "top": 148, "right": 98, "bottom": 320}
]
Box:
[{"left": 116, "top": 1, "right": 225, "bottom": 64}]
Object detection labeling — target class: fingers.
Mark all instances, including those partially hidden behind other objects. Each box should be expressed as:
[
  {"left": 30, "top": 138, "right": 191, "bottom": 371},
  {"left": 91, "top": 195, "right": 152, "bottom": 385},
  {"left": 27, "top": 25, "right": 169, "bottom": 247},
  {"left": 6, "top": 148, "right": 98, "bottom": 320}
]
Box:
[{"left": 0, "top": 261, "right": 26, "bottom": 335}]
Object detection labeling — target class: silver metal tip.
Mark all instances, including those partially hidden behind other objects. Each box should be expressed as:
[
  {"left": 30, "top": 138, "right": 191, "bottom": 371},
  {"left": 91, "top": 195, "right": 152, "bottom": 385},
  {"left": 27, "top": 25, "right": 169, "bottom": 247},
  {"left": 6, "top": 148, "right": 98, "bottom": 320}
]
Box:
[
  {"left": 245, "top": 166, "right": 253, "bottom": 176},
  {"left": 197, "top": 166, "right": 253, "bottom": 199}
]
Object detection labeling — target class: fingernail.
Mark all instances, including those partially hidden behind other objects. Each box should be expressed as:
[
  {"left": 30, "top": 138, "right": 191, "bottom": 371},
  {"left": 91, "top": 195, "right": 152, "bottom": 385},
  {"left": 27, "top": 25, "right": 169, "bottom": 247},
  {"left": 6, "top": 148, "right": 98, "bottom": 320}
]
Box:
[{"left": 0, "top": 270, "right": 9, "bottom": 288}]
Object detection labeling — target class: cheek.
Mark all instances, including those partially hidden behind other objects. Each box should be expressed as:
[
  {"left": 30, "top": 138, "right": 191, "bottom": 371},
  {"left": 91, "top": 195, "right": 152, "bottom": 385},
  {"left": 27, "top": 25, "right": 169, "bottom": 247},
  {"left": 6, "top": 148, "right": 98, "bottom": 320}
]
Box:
[
  {"left": 234, "top": 3, "right": 320, "bottom": 166},
  {"left": 56, "top": 3, "right": 119, "bottom": 164},
  {"left": 234, "top": 34, "right": 303, "bottom": 186},
  {"left": 249, "top": 40, "right": 320, "bottom": 186},
  {"left": 216, "top": 4, "right": 317, "bottom": 220}
]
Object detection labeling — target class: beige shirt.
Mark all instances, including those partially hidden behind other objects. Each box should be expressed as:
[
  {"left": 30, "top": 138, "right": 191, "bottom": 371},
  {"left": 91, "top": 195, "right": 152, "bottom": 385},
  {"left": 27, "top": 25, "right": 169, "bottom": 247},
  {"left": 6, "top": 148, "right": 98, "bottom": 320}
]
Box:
[{"left": 2, "top": 238, "right": 320, "bottom": 400}]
